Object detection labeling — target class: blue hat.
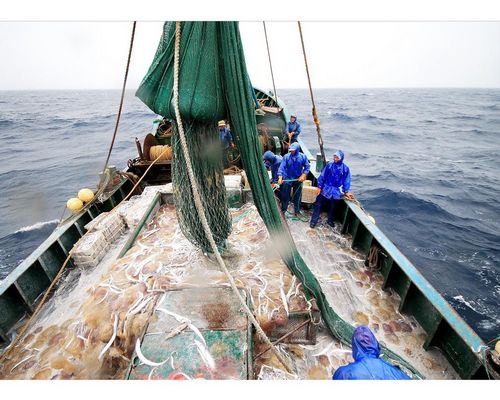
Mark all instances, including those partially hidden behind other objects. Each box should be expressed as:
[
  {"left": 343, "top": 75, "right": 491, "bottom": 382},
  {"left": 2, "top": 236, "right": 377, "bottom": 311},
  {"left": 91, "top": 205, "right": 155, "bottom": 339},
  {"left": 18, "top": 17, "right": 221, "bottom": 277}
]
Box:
[
  {"left": 289, "top": 142, "right": 301, "bottom": 152},
  {"left": 263, "top": 150, "right": 275, "bottom": 162}
]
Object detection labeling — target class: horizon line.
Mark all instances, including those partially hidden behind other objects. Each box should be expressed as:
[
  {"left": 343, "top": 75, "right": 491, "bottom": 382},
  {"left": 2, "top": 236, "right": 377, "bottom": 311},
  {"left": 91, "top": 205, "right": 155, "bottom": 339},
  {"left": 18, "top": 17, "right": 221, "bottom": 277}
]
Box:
[{"left": 1, "top": 86, "right": 500, "bottom": 91}]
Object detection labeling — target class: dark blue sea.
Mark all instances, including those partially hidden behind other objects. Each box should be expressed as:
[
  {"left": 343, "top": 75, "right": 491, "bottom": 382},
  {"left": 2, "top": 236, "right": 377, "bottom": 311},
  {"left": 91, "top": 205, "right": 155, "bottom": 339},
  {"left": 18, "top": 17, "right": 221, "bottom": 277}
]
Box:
[{"left": 0, "top": 89, "right": 499, "bottom": 342}]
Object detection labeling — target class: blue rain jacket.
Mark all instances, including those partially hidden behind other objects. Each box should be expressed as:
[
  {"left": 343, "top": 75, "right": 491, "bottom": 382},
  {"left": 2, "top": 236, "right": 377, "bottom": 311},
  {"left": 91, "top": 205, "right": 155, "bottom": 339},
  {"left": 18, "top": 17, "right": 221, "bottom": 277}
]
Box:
[
  {"left": 277, "top": 143, "right": 310, "bottom": 179},
  {"left": 283, "top": 119, "right": 302, "bottom": 141},
  {"left": 333, "top": 326, "right": 411, "bottom": 380},
  {"left": 219, "top": 127, "right": 233, "bottom": 149},
  {"left": 263, "top": 151, "right": 283, "bottom": 184},
  {"left": 317, "top": 150, "right": 351, "bottom": 200}
]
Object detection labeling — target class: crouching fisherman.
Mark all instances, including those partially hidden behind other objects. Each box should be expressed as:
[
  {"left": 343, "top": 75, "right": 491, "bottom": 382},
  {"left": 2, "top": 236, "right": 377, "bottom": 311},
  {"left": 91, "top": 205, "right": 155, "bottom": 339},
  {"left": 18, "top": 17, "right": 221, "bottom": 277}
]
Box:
[
  {"left": 277, "top": 142, "right": 310, "bottom": 216},
  {"left": 333, "top": 326, "right": 411, "bottom": 380},
  {"left": 310, "top": 150, "right": 352, "bottom": 228},
  {"left": 283, "top": 115, "right": 302, "bottom": 144},
  {"left": 263, "top": 150, "right": 283, "bottom": 199}
]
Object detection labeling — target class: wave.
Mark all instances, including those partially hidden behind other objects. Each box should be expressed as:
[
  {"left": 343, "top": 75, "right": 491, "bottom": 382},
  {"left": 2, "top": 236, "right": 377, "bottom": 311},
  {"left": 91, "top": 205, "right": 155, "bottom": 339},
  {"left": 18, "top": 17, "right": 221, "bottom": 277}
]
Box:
[
  {"left": 0, "top": 119, "right": 14, "bottom": 128},
  {"left": 14, "top": 219, "right": 59, "bottom": 234},
  {"left": 329, "top": 112, "right": 396, "bottom": 124},
  {"left": 0, "top": 219, "right": 59, "bottom": 280},
  {"left": 450, "top": 128, "right": 494, "bottom": 135},
  {"left": 444, "top": 114, "right": 482, "bottom": 121},
  {"left": 330, "top": 112, "right": 354, "bottom": 122},
  {"left": 483, "top": 104, "right": 499, "bottom": 111},
  {"left": 452, "top": 295, "right": 485, "bottom": 314},
  {"left": 363, "top": 114, "right": 396, "bottom": 123}
]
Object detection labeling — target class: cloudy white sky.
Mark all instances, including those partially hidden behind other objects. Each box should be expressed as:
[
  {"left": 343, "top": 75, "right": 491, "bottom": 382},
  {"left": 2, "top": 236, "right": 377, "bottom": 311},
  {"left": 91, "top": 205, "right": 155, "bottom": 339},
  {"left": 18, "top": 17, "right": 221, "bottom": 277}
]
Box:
[
  {"left": 0, "top": 21, "right": 499, "bottom": 90},
  {"left": 1, "top": 0, "right": 500, "bottom": 92}
]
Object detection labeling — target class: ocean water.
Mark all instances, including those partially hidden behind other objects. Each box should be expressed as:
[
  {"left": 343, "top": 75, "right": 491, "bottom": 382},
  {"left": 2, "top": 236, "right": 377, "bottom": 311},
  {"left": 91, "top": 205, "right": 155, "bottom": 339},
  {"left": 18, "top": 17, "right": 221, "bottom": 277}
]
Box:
[{"left": 0, "top": 88, "right": 499, "bottom": 342}]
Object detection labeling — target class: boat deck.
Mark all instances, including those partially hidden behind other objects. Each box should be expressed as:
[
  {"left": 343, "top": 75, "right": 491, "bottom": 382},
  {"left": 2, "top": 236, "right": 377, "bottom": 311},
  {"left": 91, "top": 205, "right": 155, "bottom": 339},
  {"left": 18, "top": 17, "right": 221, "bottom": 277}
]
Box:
[{"left": 0, "top": 186, "right": 458, "bottom": 379}]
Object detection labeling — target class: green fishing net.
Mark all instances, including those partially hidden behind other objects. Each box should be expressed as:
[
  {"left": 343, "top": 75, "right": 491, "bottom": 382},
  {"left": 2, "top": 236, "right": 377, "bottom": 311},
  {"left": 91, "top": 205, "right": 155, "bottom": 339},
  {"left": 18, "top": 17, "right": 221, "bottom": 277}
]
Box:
[
  {"left": 136, "top": 22, "right": 231, "bottom": 252},
  {"left": 136, "top": 21, "right": 422, "bottom": 378},
  {"left": 171, "top": 122, "right": 231, "bottom": 252}
]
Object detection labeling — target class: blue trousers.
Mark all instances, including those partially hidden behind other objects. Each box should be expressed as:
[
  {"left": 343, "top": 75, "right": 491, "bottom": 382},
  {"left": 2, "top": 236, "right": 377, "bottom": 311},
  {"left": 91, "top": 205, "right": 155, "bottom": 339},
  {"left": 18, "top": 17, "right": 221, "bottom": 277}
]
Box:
[
  {"left": 281, "top": 181, "right": 302, "bottom": 213},
  {"left": 310, "top": 194, "right": 338, "bottom": 225}
]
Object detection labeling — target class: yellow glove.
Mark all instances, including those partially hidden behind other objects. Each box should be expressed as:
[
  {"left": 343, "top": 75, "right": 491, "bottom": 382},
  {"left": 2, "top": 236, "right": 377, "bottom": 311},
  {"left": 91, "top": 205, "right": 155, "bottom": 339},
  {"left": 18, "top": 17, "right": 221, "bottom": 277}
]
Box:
[
  {"left": 298, "top": 174, "right": 306, "bottom": 183},
  {"left": 278, "top": 176, "right": 284, "bottom": 185}
]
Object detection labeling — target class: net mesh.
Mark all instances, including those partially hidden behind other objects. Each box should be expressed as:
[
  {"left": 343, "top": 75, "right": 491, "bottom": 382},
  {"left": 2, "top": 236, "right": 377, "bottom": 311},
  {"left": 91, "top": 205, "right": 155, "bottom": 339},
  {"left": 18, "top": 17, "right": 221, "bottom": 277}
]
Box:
[{"left": 171, "top": 121, "right": 231, "bottom": 252}]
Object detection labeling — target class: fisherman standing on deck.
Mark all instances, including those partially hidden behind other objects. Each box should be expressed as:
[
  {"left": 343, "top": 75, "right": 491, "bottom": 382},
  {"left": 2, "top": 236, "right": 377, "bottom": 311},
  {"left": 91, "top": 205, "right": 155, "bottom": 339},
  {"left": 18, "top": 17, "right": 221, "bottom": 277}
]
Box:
[
  {"left": 219, "top": 120, "right": 234, "bottom": 168},
  {"left": 333, "top": 326, "right": 411, "bottom": 380},
  {"left": 310, "top": 150, "right": 352, "bottom": 229},
  {"left": 278, "top": 142, "right": 310, "bottom": 216},
  {"left": 283, "top": 115, "right": 302, "bottom": 144},
  {"left": 263, "top": 150, "right": 283, "bottom": 200}
]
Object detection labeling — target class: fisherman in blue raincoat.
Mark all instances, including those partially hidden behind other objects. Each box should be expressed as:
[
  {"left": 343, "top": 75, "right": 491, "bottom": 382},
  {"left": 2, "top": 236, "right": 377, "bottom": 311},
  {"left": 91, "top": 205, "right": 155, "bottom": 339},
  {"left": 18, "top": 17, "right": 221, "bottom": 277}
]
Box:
[
  {"left": 333, "top": 325, "right": 411, "bottom": 380},
  {"left": 283, "top": 115, "right": 302, "bottom": 144},
  {"left": 277, "top": 142, "right": 310, "bottom": 215},
  {"left": 263, "top": 150, "right": 283, "bottom": 200},
  {"left": 310, "top": 150, "right": 352, "bottom": 228},
  {"left": 218, "top": 120, "right": 234, "bottom": 149},
  {"left": 219, "top": 120, "right": 234, "bottom": 168}
]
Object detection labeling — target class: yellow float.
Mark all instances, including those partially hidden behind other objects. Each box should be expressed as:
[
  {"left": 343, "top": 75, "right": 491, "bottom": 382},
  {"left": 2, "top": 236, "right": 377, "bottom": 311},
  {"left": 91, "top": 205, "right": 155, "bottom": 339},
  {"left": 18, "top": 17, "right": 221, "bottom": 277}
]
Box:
[
  {"left": 78, "top": 188, "right": 94, "bottom": 203},
  {"left": 67, "top": 198, "right": 84, "bottom": 212}
]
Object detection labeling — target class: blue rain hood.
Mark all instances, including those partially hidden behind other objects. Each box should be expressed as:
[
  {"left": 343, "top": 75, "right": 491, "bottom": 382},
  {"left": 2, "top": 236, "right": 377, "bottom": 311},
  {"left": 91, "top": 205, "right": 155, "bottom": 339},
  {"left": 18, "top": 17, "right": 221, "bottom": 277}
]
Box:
[
  {"left": 334, "top": 150, "right": 344, "bottom": 164},
  {"left": 263, "top": 151, "right": 282, "bottom": 184},
  {"left": 289, "top": 142, "right": 301, "bottom": 152},
  {"left": 352, "top": 325, "right": 380, "bottom": 361},
  {"left": 332, "top": 326, "right": 411, "bottom": 380},
  {"left": 263, "top": 150, "right": 276, "bottom": 163}
]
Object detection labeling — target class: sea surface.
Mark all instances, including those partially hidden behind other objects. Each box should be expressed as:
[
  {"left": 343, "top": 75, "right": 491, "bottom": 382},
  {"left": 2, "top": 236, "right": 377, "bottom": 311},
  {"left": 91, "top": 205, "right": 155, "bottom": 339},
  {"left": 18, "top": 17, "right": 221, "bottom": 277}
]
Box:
[{"left": 0, "top": 89, "right": 499, "bottom": 342}]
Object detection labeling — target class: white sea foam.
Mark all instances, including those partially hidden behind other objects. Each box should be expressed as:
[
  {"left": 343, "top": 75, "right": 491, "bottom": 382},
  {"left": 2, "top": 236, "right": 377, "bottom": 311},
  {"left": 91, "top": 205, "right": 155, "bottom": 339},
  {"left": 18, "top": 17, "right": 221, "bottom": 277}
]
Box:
[
  {"left": 452, "top": 295, "right": 489, "bottom": 316},
  {"left": 14, "top": 219, "right": 59, "bottom": 234}
]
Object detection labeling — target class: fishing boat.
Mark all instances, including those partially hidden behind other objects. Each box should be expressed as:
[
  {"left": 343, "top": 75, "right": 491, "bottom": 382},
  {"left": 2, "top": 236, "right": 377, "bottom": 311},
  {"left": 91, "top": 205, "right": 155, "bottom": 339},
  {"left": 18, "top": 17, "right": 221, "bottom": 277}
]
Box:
[{"left": 0, "top": 21, "right": 498, "bottom": 380}]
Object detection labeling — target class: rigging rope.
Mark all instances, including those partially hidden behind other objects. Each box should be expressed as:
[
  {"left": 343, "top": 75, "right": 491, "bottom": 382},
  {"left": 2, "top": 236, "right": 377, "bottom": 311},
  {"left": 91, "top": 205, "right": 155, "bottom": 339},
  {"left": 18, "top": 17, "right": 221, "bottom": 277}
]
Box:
[
  {"left": 172, "top": 21, "right": 293, "bottom": 374},
  {"left": 262, "top": 22, "right": 279, "bottom": 105},
  {"left": 100, "top": 21, "right": 137, "bottom": 183},
  {"left": 297, "top": 21, "right": 326, "bottom": 165}
]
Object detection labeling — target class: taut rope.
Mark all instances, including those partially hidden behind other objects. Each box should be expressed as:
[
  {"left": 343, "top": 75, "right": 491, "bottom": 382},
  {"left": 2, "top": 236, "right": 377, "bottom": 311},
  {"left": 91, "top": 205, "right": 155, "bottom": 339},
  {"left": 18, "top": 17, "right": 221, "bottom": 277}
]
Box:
[
  {"left": 297, "top": 21, "right": 326, "bottom": 165},
  {"left": 263, "top": 21, "right": 279, "bottom": 105},
  {"left": 100, "top": 21, "right": 137, "bottom": 181}
]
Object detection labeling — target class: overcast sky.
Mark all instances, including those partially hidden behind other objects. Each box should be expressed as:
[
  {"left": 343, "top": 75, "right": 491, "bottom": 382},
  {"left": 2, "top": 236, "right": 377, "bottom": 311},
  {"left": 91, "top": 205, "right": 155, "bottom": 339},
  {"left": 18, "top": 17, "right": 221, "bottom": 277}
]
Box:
[{"left": 0, "top": 21, "right": 499, "bottom": 90}]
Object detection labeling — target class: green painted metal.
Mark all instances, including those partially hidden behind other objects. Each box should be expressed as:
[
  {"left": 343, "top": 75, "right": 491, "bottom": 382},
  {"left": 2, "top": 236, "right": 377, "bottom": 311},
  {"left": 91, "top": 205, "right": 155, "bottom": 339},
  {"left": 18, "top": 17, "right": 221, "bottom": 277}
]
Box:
[
  {"left": 13, "top": 261, "right": 51, "bottom": 308},
  {"left": 127, "top": 286, "right": 252, "bottom": 380},
  {"left": 128, "top": 330, "right": 250, "bottom": 380}
]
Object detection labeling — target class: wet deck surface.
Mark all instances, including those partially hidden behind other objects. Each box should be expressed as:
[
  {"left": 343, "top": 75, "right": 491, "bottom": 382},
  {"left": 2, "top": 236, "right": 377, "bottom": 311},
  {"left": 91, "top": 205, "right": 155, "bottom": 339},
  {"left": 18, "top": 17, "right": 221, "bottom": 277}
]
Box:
[
  {"left": 288, "top": 215, "right": 459, "bottom": 379},
  {"left": 0, "top": 194, "right": 457, "bottom": 379}
]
